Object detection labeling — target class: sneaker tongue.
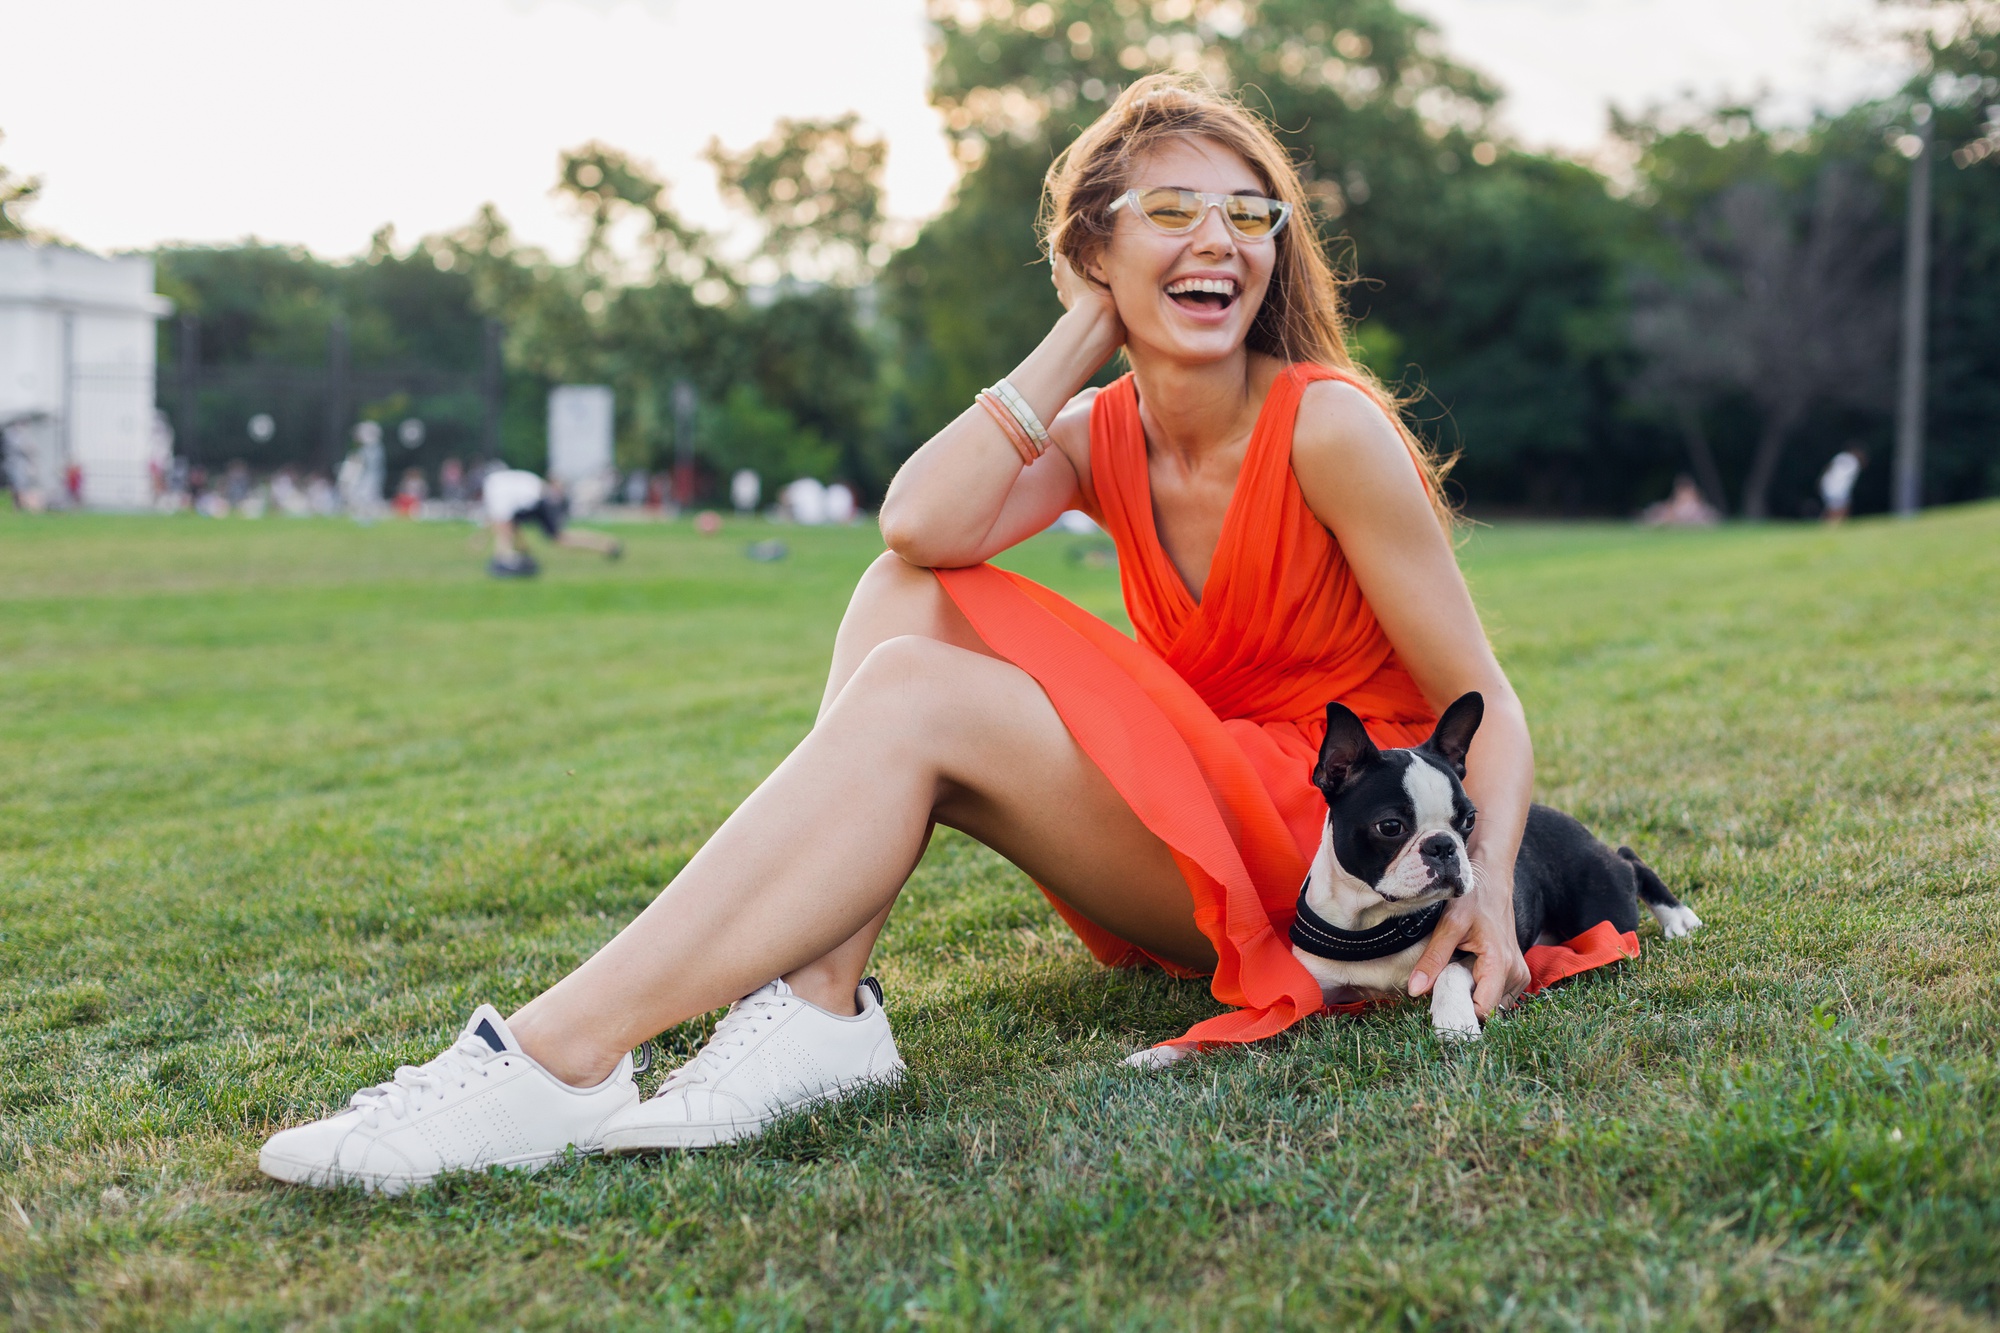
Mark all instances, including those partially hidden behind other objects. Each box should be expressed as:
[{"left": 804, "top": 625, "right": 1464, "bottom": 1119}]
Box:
[{"left": 462, "top": 1004, "right": 521, "bottom": 1055}]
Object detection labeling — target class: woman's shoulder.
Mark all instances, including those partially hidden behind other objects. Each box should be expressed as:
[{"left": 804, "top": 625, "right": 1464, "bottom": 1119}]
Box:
[{"left": 1288, "top": 367, "right": 1402, "bottom": 464}]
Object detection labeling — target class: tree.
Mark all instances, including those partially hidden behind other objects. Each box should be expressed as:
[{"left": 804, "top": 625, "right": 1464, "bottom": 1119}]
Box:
[
  {"left": 706, "top": 115, "right": 890, "bottom": 286},
  {"left": 700, "top": 383, "right": 838, "bottom": 492},
  {"left": 1630, "top": 167, "right": 1898, "bottom": 517},
  {"left": 1893, "top": 0, "right": 2000, "bottom": 503},
  {"left": 0, "top": 131, "right": 42, "bottom": 241}
]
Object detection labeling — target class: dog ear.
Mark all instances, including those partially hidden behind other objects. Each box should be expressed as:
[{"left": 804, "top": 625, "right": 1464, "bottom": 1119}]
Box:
[
  {"left": 1315, "top": 702, "right": 1379, "bottom": 792},
  {"left": 1422, "top": 692, "right": 1485, "bottom": 777}
]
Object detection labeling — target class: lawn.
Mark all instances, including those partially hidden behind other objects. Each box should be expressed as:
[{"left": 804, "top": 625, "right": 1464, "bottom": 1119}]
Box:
[{"left": 2, "top": 505, "right": 1997, "bottom": 1331}]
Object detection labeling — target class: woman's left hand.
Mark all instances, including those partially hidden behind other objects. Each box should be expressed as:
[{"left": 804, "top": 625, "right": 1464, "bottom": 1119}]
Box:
[{"left": 1406, "top": 865, "right": 1530, "bottom": 1019}]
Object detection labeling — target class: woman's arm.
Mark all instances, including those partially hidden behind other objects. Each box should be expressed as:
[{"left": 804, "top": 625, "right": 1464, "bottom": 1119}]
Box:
[
  {"left": 1290, "top": 380, "right": 1534, "bottom": 1017},
  {"left": 880, "top": 259, "right": 1124, "bottom": 569}
]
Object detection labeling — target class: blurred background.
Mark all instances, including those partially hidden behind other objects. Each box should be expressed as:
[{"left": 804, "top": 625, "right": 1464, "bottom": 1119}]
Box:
[{"left": 1, "top": 0, "right": 1993, "bottom": 521}]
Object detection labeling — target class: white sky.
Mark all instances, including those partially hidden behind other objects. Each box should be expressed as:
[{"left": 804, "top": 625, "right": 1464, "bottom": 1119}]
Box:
[{"left": 2, "top": 0, "right": 1915, "bottom": 261}]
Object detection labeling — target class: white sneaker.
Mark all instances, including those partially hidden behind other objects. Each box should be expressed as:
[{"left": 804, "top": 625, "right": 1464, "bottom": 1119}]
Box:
[
  {"left": 599, "top": 977, "right": 903, "bottom": 1151},
  {"left": 258, "top": 1005, "right": 638, "bottom": 1194}
]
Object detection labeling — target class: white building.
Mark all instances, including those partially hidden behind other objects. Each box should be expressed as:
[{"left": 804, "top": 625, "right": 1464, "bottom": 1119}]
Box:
[{"left": 0, "top": 241, "right": 173, "bottom": 509}]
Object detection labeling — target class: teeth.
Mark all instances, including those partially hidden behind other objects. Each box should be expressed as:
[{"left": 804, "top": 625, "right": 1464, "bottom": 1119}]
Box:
[{"left": 1165, "top": 277, "right": 1237, "bottom": 297}]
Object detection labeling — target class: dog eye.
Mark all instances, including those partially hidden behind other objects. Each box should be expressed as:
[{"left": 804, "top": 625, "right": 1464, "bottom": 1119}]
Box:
[
  {"left": 1373, "top": 819, "right": 1405, "bottom": 838},
  {"left": 1457, "top": 812, "right": 1476, "bottom": 833}
]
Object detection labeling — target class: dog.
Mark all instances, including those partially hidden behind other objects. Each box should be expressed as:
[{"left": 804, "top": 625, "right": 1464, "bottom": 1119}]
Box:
[{"left": 1288, "top": 691, "right": 1701, "bottom": 1040}]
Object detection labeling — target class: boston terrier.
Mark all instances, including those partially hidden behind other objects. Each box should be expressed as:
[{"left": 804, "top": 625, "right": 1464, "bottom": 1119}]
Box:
[{"left": 1289, "top": 691, "right": 1701, "bottom": 1041}]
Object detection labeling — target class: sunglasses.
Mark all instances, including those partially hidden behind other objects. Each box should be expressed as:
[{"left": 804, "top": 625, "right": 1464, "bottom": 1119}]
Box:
[{"left": 1109, "top": 187, "right": 1294, "bottom": 241}]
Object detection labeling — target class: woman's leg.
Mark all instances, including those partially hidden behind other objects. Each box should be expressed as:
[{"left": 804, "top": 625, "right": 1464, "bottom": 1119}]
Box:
[
  {"left": 508, "top": 554, "right": 1210, "bottom": 1087},
  {"left": 781, "top": 553, "right": 1001, "bottom": 1011}
]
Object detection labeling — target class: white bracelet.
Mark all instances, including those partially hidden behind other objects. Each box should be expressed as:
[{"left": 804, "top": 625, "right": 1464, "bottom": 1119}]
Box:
[{"left": 987, "top": 378, "right": 1050, "bottom": 450}]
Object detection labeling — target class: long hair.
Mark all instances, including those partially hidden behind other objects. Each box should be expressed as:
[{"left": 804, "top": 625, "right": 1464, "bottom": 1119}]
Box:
[{"left": 1041, "top": 74, "right": 1456, "bottom": 530}]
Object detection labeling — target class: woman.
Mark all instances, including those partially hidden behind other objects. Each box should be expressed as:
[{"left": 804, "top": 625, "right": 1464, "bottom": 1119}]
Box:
[{"left": 260, "top": 77, "right": 1536, "bottom": 1194}]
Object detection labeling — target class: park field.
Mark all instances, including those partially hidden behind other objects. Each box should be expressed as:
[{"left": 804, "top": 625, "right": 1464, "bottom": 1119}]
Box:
[{"left": 2, "top": 506, "right": 1997, "bottom": 1330}]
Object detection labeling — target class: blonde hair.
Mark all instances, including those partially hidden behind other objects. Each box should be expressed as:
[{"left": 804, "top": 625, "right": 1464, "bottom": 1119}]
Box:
[{"left": 1041, "top": 74, "right": 1456, "bottom": 529}]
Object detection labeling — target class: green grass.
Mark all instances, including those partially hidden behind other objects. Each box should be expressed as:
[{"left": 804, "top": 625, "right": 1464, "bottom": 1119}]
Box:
[{"left": 2, "top": 505, "right": 1997, "bottom": 1331}]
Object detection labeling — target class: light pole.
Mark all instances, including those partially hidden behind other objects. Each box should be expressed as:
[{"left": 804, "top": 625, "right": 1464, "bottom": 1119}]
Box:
[
  {"left": 672, "top": 379, "right": 698, "bottom": 510},
  {"left": 1893, "top": 104, "right": 1933, "bottom": 517}
]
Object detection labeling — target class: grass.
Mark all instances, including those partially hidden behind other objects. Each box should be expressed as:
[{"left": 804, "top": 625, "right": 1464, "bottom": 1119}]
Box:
[{"left": 1, "top": 504, "right": 1997, "bottom": 1331}]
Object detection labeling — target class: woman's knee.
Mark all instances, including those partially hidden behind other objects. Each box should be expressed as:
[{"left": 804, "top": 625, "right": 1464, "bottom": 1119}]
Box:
[
  {"left": 846, "top": 550, "right": 945, "bottom": 623},
  {"left": 830, "top": 634, "right": 1004, "bottom": 745}
]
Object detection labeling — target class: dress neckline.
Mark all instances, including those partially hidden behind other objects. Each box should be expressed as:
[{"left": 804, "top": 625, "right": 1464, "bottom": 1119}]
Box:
[{"left": 1126, "top": 366, "right": 1297, "bottom": 611}]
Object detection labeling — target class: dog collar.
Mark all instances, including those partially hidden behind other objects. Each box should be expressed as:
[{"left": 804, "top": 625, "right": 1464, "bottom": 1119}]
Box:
[{"left": 1288, "top": 877, "right": 1448, "bottom": 962}]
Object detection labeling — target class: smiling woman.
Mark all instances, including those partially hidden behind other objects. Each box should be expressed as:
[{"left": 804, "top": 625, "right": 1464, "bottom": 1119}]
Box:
[{"left": 260, "top": 73, "right": 1545, "bottom": 1195}]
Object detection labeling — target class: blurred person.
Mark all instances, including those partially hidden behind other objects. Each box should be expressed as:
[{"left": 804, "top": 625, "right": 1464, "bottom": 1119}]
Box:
[
  {"left": 63, "top": 462, "right": 83, "bottom": 509},
  {"left": 439, "top": 457, "right": 467, "bottom": 511},
  {"left": 270, "top": 468, "right": 309, "bottom": 517},
  {"left": 224, "top": 459, "right": 251, "bottom": 509},
  {"left": 305, "top": 473, "right": 338, "bottom": 516},
  {"left": 826, "top": 482, "right": 858, "bottom": 524},
  {"left": 395, "top": 467, "right": 428, "bottom": 518},
  {"left": 1640, "top": 475, "right": 1720, "bottom": 527},
  {"left": 262, "top": 76, "right": 1542, "bottom": 1192},
  {"left": 782, "top": 477, "right": 829, "bottom": 525},
  {"left": 482, "top": 466, "right": 622, "bottom": 577},
  {"left": 1819, "top": 447, "right": 1865, "bottom": 524}
]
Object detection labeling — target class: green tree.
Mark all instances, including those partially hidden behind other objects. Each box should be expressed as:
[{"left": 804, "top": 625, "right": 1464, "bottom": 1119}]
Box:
[
  {"left": 700, "top": 383, "right": 838, "bottom": 492},
  {"left": 706, "top": 114, "right": 890, "bottom": 285},
  {"left": 0, "top": 131, "right": 43, "bottom": 241},
  {"left": 1900, "top": 0, "right": 2000, "bottom": 502}
]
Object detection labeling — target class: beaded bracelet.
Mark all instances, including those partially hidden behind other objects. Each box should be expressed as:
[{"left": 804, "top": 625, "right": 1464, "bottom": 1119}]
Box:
[
  {"left": 987, "top": 378, "right": 1051, "bottom": 450},
  {"left": 976, "top": 391, "right": 1041, "bottom": 467}
]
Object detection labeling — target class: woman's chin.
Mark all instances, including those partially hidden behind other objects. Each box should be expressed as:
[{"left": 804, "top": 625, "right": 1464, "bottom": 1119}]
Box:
[{"left": 1129, "top": 321, "right": 1253, "bottom": 366}]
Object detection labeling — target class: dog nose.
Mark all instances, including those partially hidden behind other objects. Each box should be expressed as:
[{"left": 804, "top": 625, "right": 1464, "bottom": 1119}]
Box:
[{"left": 1419, "top": 833, "right": 1457, "bottom": 863}]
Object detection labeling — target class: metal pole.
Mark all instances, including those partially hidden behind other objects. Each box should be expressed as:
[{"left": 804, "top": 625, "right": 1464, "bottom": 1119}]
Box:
[
  {"left": 59, "top": 310, "right": 75, "bottom": 478},
  {"left": 1893, "top": 107, "right": 1933, "bottom": 517},
  {"left": 481, "top": 318, "right": 503, "bottom": 459},
  {"left": 177, "top": 314, "right": 199, "bottom": 461},
  {"left": 324, "top": 316, "right": 350, "bottom": 468},
  {"left": 672, "top": 379, "right": 697, "bottom": 508}
]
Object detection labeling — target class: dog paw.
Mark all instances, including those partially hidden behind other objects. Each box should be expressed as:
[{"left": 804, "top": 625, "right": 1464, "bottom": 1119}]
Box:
[
  {"left": 1650, "top": 903, "right": 1703, "bottom": 940},
  {"left": 1122, "top": 1044, "right": 1194, "bottom": 1071},
  {"left": 1429, "top": 961, "right": 1481, "bottom": 1042}
]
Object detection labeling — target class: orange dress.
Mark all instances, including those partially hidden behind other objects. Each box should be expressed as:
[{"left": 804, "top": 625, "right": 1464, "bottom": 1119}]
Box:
[{"left": 936, "top": 364, "right": 1636, "bottom": 1050}]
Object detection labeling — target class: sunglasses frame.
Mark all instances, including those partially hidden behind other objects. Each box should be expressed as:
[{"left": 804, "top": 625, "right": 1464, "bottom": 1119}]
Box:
[{"left": 1109, "top": 187, "right": 1294, "bottom": 242}]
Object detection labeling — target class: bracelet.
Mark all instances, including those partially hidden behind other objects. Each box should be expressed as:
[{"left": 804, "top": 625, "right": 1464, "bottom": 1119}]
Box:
[
  {"left": 987, "top": 378, "right": 1050, "bottom": 450},
  {"left": 977, "top": 391, "right": 1041, "bottom": 467}
]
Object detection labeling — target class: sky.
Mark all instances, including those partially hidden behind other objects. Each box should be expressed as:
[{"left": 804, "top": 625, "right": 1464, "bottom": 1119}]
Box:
[{"left": 2, "top": 0, "right": 1915, "bottom": 261}]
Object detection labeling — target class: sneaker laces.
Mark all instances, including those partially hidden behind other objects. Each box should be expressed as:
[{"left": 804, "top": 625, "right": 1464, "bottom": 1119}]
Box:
[
  {"left": 347, "top": 1034, "right": 499, "bottom": 1127},
  {"left": 654, "top": 985, "right": 791, "bottom": 1095}
]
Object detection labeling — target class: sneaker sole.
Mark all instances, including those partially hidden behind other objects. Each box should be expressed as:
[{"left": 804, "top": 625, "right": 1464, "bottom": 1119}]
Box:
[
  {"left": 258, "top": 1145, "right": 586, "bottom": 1195},
  {"left": 599, "top": 1068, "right": 904, "bottom": 1154},
  {"left": 598, "top": 1117, "right": 773, "bottom": 1153}
]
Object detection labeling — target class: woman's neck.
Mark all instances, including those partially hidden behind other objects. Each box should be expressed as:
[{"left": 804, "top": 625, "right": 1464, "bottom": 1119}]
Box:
[{"left": 1127, "top": 347, "right": 1270, "bottom": 467}]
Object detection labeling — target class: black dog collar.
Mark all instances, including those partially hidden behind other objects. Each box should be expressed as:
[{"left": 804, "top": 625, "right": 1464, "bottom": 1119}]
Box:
[{"left": 1288, "top": 877, "right": 1448, "bottom": 962}]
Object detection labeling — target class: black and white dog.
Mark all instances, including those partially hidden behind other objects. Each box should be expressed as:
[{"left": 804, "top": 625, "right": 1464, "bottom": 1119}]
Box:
[{"left": 1287, "top": 691, "right": 1701, "bottom": 1040}]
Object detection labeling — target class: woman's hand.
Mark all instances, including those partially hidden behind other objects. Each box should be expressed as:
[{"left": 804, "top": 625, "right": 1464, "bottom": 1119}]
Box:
[
  {"left": 1051, "top": 251, "right": 1125, "bottom": 366},
  {"left": 1407, "top": 861, "right": 1530, "bottom": 1019}
]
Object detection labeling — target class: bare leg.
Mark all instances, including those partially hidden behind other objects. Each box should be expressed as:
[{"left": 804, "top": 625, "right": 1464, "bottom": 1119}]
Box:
[
  {"left": 491, "top": 520, "right": 521, "bottom": 559},
  {"left": 783, "top": 554, "right": 1002, "bottom": 1011},
  {"left": 508, "top": 553, "right": 1208, "bottom": 1086}
]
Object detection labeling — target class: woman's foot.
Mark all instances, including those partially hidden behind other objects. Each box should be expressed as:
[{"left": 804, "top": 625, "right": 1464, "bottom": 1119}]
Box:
[
  {"left": 258, "top": 1005, "right": 638, "bottom": 1194},
  {"left": 599, "top": 978, "right": 903, "bottom": 1151}
]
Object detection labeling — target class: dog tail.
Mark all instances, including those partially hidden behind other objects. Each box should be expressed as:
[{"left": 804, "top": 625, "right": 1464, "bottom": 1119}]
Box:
[{"left": 1617, "top": 846, "right": 1685, "bottom": 909}]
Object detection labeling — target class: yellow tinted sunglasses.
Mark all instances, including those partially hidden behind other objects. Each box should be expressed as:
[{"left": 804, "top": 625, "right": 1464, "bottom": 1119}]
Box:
[{"left": 1109, "top": 187, "right": 1294, "bottom": 241}]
